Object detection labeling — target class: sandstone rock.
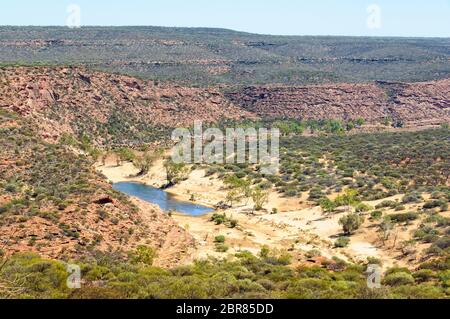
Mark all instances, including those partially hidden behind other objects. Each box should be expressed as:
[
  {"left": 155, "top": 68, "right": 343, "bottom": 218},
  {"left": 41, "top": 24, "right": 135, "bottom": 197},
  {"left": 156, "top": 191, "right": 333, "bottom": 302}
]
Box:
[
  {"left": 226, "top": 81, "right": 450, "bottom": 126},
  {"left": 0, "top": 66, "right": 254, "bottom": 144}
]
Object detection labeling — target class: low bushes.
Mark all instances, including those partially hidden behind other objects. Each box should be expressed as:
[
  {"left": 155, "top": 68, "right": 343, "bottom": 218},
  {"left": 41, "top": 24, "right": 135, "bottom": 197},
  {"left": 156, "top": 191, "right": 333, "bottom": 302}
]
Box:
[
  {"left": 1, "top": 252, "right": 448, "bottom": 299},
  {"left": 388, "top": 212, "right": 419, "bottom": 223},
  {"left": 335, "top": 236, "right": 350, "bottom": 248},
  {"left": 339, "top": 214, "right": 365, "bottom": 235},
  {"left": 424, "top": 199, "right": 448, "bottom": 212},
  {"left": 383, "top": 272, "right": 415, "bottom": 287}
]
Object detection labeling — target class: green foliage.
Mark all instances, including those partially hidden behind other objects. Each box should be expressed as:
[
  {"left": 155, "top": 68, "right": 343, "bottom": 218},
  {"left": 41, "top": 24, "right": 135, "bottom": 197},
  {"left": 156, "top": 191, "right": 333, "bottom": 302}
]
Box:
[
  {"left": 335, "top": 189, "right": 360, "bottom": 208},
  {"left": 164, "top": 159, "right": 190, "bottom": 187},
  {"left": 355, "top": 118, "right": 366, "bottom": 127},
  {"left": 367, "top": 257, "right": 382, "bottom": 266},
  {"left": 413, "top": 269, "right": 437, "bottom": 283},
  {"left": 376, "top": 200, "right": 399, "bottom": 210},
  {"left": 131, "top": 246, "right": 156, "bottom": 266},
  {"left": 228, "top": 219, "right": 239, "bottom": 228},
  {"left": 1, "top": 252, "right": 449, "bottom": 299},
  {"left": 259, "top": 246, "right": 270, "bottom": 259},
  {"left": 319, "top": 198, "right": 337, "bottom": 214},
  {"left": 209, "top": 213, "right": 237, "bottom": 228},
  {"left": 210, "top": 213, "right": 227, "bottom": 225},
  {"left": 402, "top": 192, "right": 423, "bottom": 204},
  {"left": 273, "top": 120, "right": 305, "bottom": 136},
  {"left": 424, "top": 199, "right": 448, "bottom": 212},
  {"left": 214, "top": 235, "right": 226, "bottom": 243},
  {"left": 335, "top": 236, "right": 351, "bottom": 248},
  {"left": 224, "top": 176, "right": 252, "bottom": 205},
  {"left": 370, "top": 210, "right": 383, "bottom": 220},
  {"left": 388, "top": 212, "right": 419, "bottom": 224},
  {"left": 354, "top": 203, "right": 373, "bottom": 213},
  {"left": 59, "top": 133, "right": 78, "bottom": 147},
  {"left": 3, "top": 27, "right": 450, "bottom": 87},
  {"left": 339, "top": 214, "right": 365, "bottom": 235},
  {"left": 225, "top": 189, "right": 242, "bottom": 207},
  {"left": 251, "top": 187, "right": 269, "bottom": 211},
  {"left": 133, "top": 149, "right": 163, "bottom": 176},
  {"left": 383, "top": 272, "right": 415, "bottom": 287},
  {"left": 215, "top": 244, "right": 229, "bottom": 253},
  {"left": 214, "top": 129, "right": 449, "bottom": 209},
  {"left": 0, "top": 253, "right": 69, "bottom": 298},
  {"left": 115, "top": 148, "right": 135, "bottom": 163}
]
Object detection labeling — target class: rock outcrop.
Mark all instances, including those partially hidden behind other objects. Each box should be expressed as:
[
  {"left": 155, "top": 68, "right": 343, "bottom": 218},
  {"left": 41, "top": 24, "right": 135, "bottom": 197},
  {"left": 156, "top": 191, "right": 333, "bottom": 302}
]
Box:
[
  {"left": 226, "top": 81, "right": 450, "bottom": 127},
  {"left": 0, "top": 66, "right": 254, "bottom": 144},
  {"left": 0, "top": 112, "right": 194, "bottom": 267}
]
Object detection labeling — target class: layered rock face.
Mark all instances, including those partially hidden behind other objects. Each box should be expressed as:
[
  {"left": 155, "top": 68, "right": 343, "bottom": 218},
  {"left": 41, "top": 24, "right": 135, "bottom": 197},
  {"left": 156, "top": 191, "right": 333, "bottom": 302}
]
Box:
[
  {"left": 0, "top": 66, "right": 449, "bottom": 144},
  {"left": 0, "top": 67, "right": 253, "bottom": 143},
  {"left": 226, "top": 81, "right": 450, "bottom": 127},
  {"left": 385, "top": 80, "right": 450, "bottom": 126}
]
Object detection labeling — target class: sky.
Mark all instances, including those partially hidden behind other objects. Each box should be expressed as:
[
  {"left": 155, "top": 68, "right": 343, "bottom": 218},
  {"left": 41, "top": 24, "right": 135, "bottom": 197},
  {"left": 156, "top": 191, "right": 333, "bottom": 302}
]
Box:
[{"left": 1, "top": 0, "right": 450, "bottom": 37}]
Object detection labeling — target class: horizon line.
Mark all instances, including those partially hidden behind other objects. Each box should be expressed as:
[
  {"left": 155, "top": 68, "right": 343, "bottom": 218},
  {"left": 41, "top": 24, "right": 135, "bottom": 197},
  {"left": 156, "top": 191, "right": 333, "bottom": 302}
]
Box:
[{"left": 1, "top": 25, "right": 449, "bottom": 39}]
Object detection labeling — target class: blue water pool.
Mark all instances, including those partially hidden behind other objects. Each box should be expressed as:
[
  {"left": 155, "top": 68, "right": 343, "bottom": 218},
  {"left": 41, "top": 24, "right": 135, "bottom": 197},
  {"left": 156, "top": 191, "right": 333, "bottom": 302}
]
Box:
[{"left": 113, "top": 182, "right": 214, "bottom": 216}]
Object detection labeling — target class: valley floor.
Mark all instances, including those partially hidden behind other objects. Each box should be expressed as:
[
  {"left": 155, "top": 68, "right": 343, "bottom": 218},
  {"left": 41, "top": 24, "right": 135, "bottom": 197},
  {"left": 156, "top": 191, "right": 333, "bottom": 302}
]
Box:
[{"left": 97, "top": 158, "right": 440, "bottom": 270}]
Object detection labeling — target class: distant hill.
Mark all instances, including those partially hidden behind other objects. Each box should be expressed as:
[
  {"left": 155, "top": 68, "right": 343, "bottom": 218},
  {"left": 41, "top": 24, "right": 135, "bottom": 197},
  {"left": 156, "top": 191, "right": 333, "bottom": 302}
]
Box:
[{"left": 1, "top": 26, "right": 450, "bottom": 86}]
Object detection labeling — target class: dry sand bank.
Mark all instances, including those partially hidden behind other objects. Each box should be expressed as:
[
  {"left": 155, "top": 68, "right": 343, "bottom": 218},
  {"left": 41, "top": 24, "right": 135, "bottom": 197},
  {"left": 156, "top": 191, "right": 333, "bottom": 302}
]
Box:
[{"left": 97, "top": 159, "right": 423, "bottom": 269}]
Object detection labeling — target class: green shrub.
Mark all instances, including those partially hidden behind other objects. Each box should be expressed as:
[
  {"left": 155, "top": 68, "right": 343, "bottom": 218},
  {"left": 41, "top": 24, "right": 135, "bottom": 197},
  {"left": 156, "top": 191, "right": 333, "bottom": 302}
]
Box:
[
  {"left": 388, "top": 212, "right": 418, "bottom": 223},
  {"left": 414, "top": 225, "right": 439, "bottom": 241},
  {"left": 285, "top": 189, "right": 298, "bottom": 197},
  {"left": 131, "top": 246, "right": 156, "bottom": 266},
  {"left": 305, "top": 249, "right": 322, "bottom": 259},
  {"left": 319, "top": 198, "right": 337, "bottom": 214},
  {"left": 355, "top": 203, "right": 372, "bottom": 213},
  {"left": 210, "top": 213, "right": 226, "bottom": 225},
  {"left": 423, "top": 199, "right": 448, "bottom": 212},
  {"left": 375, "top": 200, "right": 398, "bottom": 209},
  {"left": 276, "top": 253, "right": 292, "bottom": 266},
  {"left": 367, "top": 257, "right": 382, "bottom": 266},
  {"left": 0, "top": 205, "right": 8, "bottom": 215},
  {"left": 214, "top": 235, "right": 226, "bottom": 243},
  {"left": 335, "top": 236, "right": 350, "bottom": 248},
  {"left": 433, "top": 238, "right": 450, "bottom": 250},
  {"left": 402, "top": 193, "right": 422, "bottom": 204},
  {"left": 339, "top": 214, "right": 365, "bottom": 235},
  {"left": 384, "top": 272, "right": 415, "bottom": 287},
  {"left": 259, "top": 246, "right": 270, "bottom": 259},
  {"left": 4, "top": 182, "right": 18, "bottom": 193},
  {"left": 391, "top": 283, "right": 446, "bottom": 298},
  {"left": 228, "top": 219, "right": 238, "bottom": 228},
  {"left": 370, "top": 210, "right": 383, "bottom": 220},
  {"left": 413, "top": 269, "right": 436, "bottom": 283},
  {"left": 215, "top": 244, "right": 229, "bottom": 253},
  {"left": 427, "top": 245, "right": 444, "bottom": 256}
]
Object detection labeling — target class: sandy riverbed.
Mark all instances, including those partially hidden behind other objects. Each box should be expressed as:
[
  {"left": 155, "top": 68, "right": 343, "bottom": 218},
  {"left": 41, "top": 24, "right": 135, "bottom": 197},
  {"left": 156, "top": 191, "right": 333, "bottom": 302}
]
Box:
[{"left": 97, "top": 158, "right": 418, "bottom": 269}]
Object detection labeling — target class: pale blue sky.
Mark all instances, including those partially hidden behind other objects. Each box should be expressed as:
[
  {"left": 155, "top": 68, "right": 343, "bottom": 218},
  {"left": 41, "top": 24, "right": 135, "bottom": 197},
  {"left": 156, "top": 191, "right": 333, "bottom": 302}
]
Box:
[{"left": 1, "top": 0, "right": 449, "bottom": 37}]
